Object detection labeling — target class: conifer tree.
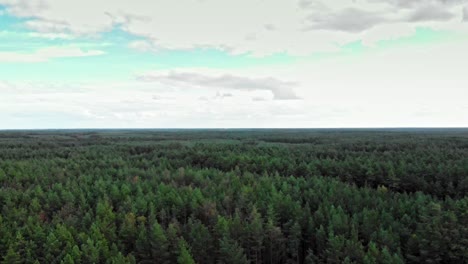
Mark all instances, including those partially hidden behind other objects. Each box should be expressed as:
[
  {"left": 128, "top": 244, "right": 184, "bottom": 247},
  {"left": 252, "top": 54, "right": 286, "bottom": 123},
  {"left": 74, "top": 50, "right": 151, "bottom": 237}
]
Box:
[
  {"left": 177, "top": 240, "right": 196, "bottom": 264},
  {"left": 2, "top": 246, "right": 20, "bottom": 264},
  {"left": 218, "top": 236, "right": 249, "bottom": 264}
]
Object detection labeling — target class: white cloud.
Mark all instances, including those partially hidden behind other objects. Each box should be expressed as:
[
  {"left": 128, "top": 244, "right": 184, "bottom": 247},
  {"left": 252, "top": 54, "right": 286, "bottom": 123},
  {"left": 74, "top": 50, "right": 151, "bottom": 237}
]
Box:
[
  {"left": 2, "top": 35, "right": 467, "bottom": 129},
  {"left": 252, "top": 96, "right": 267, "bottom": 102},
  {"left": 1, "top": 0, "right": 467, "bottom": 56},
  {"left": 28, "top": 32, "right": 75, "bottom": 40},
  {"left": 128, "top": 40, "right": 157, "bottom": 52},
  {"left": 1, "top": 1, "right": 468, "bottom": 128},
  {"left": 137, "top": 70, "right": 301, "bottom": 100},
  {"left": 360, "top": 23, "right": 416, "bottom": 46},
  {"left": 0, "top": 46, "right": 105, "bottom": 62},
  {"left": 0, "top": 79, "right": 303, "bottom": 128}
]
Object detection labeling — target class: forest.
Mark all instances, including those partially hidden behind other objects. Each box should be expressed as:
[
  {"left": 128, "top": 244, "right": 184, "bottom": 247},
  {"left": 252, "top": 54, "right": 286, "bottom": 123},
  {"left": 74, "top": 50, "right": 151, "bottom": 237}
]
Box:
[{"left": 0, "top": 129, "right": 467, "bottom": 264}]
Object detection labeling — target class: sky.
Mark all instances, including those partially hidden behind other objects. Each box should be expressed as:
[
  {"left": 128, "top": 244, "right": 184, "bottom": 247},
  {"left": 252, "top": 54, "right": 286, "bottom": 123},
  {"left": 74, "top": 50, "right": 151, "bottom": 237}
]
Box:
[{"left": 0, "top": 0, "right": 467, "bottom": 129}]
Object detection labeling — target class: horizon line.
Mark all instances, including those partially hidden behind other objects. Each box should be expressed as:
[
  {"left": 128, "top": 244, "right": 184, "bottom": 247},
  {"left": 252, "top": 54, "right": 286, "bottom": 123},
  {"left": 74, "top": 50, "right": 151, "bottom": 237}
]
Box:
[{"left": 1, "top": 127, "right": 468, "bottom": 131}]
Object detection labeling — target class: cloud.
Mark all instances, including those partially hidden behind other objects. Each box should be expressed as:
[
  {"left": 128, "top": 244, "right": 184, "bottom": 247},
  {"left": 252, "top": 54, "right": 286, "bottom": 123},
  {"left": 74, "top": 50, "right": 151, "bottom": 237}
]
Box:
[
  {"left": 215, "top": 92, "right": 233, "bottom": 99},
  {"left": 1, "top": 0, "right": 467, "bottom": 56},
  {"left": 306, "top": 8, "right": 387, "bottom": 32},
  {"left": 128, "top": 40, "right": 157, "bottom": 52},
  {"left": 28, "top": 32, "right": 75, "bottom": 39},
  {"left": 408, "top": 5, "right": 455, "bottom": 22},
  {"left": 305, "top": 3, "right": 461, "bottom": 33},
  {"left": 2, "top": 37, "right": 468, "bottom": 130},
  {"left": 252, "top": 96, "right": 267, "bottom": 101},
  {"left": 0, "top": 78, "right": 306, "bottom": 128},
  {"left": 264, "top": 24, "right": 277, "bottom": 31},
  {"left": 137, "top": 71, "right": 301, "bottom": 100},
  {"left": 381, "top": 0, "right": 466, "bottom": 9},
  {"left": 1, "top": 0, "right": 48, "bottom": 17},
  {"left": 0, "top": 81, "right": 16, "bottom": 93},
  {"left": 0, "top": 81, "right": 90, "bottom": 94},
  {"left": 464, "top": 6, "right": 468, "bottom": 21},
  {"left": 0, "top": 46, "right": 105, "bottom": 62},
  {"left": 24, "top": 19, "right": 73, "bottom": 33},
  {"left": 0, "top": 30, "right": 76, "bottom": 41},
  {"left": 298, "top": 0, "right": 314, "bottom": 9},
  {"left": 152, "top": 95, "right": 175, "bottom": 101}
]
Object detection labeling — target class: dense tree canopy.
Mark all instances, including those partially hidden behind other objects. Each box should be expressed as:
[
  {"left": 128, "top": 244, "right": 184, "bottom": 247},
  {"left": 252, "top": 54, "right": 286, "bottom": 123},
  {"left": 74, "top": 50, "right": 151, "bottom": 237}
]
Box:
[{"left": 0, "top": 129, "right": 467, "bottom": 263}]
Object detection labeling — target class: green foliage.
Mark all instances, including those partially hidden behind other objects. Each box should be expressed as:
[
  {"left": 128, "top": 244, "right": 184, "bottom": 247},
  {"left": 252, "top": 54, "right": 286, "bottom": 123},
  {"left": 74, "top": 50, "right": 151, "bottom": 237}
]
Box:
[
  {"left": 0, "top": 129, "right": 467, "bottom": 263},
  {"left": 2, "top": 246, "right": 20, "bottom": 264},
  {"left": 177, "top": 240, "right": 196, "bottom": 264},
  {"left": 218, "top": 237, "right": 249, "bottom": 264}
]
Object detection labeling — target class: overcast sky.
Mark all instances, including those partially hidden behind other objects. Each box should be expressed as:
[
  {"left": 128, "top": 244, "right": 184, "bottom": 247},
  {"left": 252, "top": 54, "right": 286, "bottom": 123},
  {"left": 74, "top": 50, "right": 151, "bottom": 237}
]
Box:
[{"left": 1, "top": 0, "right": 467, "bottom": 128}]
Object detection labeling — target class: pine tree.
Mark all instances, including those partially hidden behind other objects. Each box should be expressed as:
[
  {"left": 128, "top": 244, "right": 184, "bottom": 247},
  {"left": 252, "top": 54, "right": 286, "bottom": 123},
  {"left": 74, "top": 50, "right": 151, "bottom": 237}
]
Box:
[
  {"left": 81, "top": 238, "right": 100, "bottom": 263},
  {"left": 405, "top": 234, "right": 420, "bottom": 263},
  {"left": 167, "top": 222, "right": 181, "bottom": 264},
  {"left": 2, "top": 246, "right": 20, "bottom": 264},
  {"left": 149, "top": 221, "right": 170, "bottom": 264},
  {"left": 119, "top": 212, "right": 137, "bottom": 253},
  {"left": 135, "top": 225, "right": 151, "bottom": 262},
  {"left": 315, "top": 225, "right": 327, "bottom": 259},
  {"left": 325, "top": 233, "right": 346, "bottom": 264},
  {"left": 287, "top": 221, "right": 302, "bottom": 264},
  {"left": 248, "top": 206, "right": 264, "bottom": 264},
  {"left": 218, "top": 236, "right": 249, "bottom": 264},
  {"left": 381, "top": 247, "right": 404, "bottom": 264},
  {"left": 187, "top": 219, "right": 213, "bottom": 263},
  {"left": 363, "top": 242, "right": 380, "bottom": 264},
  {"left": 61, "top": 254, "right": 75, "bottom": 264},
  {"left": 304, "top": 249, "right": 317, "bottom": 264},
  {"left": 108, "top": 252, "right": 129, "bottom": 264},
  {"left": 265, "top": 218, "right": 285, "bottom": 264},
  {"left": 177, "top": 240, "right": 196, "bottom": 264},
  {"left": 45, "top": 232, "right": 62, "bottom": 263},
  {"left": 70, "top": 245, "right": 82, "bottom": 262}
]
